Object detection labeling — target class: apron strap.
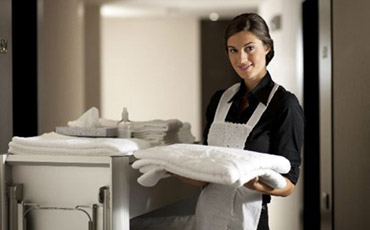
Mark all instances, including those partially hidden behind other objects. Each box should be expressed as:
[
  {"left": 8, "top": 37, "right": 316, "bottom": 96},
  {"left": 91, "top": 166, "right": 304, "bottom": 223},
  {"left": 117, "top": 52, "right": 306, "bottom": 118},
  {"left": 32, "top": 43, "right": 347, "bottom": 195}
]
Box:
[
  {"left": 213, "top": 82, "right": 279, "bottom": 126},
  {"left": 245, "top": 83, "right": 279, "bottom": 130},
  {"left": 213, "top": 83, "right": 240, "bottom": 122},
  {"left": 211, "top": 82, "right": 279, "bottom": 144}
]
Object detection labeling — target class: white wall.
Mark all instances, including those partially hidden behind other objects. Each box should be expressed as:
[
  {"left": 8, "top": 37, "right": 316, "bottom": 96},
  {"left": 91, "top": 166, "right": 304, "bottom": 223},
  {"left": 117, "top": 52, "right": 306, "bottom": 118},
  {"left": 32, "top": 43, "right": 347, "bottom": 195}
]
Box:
[
  {"left": 259, "top": 0, "right": 304, "bottom": 229},
  {"left": 260, "top": 0, "right": 303, "bottom": 102},
  {"left": 101, "top": 17, "right": 201, "bottom": 140},
  {"left": 38, "top": 0, "right": 85, "bottom": 134}
]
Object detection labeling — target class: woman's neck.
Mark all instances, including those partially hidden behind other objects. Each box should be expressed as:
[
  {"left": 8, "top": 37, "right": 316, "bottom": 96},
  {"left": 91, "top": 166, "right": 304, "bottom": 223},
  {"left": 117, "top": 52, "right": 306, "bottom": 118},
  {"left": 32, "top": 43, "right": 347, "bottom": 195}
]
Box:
[{"left": 243, "top": 69, "right": 267, "bottom": 91}]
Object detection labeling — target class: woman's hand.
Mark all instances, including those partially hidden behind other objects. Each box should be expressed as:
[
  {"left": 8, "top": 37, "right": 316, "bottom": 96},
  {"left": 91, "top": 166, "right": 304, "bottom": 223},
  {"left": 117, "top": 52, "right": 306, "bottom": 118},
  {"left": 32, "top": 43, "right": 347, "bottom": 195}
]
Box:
[
  {"left": 170, "top": 173, "right": 208, "bottom": 187},
  {"left": 245, "top": 177, "right": 269, "bottom": 191},
  {"left": 244, "top": 177, "right": 295, "bottom": 197}
]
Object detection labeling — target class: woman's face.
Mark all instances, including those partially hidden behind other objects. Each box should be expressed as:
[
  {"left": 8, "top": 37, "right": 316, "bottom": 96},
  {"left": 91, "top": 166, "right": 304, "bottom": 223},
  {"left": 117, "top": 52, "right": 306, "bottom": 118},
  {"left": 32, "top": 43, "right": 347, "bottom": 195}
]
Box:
[{"left": 227, "top": 31, "right": 270, "bottom": 85}]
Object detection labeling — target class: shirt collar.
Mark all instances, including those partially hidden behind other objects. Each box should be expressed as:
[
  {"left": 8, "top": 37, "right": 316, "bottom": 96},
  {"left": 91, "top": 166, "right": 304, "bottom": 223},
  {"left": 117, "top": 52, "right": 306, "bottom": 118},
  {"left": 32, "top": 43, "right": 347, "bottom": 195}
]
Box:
[{"left": 228, "top": 72, "right": 275, "bottom": 106}]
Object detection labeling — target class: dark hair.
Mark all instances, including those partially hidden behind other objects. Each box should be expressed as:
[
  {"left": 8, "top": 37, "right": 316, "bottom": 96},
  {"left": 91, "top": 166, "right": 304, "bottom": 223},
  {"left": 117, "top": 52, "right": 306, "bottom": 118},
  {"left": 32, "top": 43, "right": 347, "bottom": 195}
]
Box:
[{"left": 225, "top": 13, "right": 274, "bottom": 65}]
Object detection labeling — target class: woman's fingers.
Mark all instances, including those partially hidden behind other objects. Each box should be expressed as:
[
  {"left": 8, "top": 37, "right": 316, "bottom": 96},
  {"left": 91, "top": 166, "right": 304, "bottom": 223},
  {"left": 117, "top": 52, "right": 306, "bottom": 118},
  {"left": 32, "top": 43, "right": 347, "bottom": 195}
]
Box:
[{"left": 245, "top": 177, "right": 257, "bottom": 189}]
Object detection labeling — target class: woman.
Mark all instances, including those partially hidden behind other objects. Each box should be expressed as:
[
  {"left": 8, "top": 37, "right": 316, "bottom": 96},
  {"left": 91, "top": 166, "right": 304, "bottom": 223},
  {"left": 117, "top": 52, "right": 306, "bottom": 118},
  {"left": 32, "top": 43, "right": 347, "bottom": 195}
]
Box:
[{"left": 174, "top": 13, "right": 304, "bottom": 230}]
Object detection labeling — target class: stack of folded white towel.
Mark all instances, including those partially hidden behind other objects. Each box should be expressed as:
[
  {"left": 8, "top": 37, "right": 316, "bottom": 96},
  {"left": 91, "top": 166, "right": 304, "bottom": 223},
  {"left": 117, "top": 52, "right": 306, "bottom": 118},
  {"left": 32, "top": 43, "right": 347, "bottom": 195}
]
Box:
[
  {"left": 64, "top": 107, "right": 196, "bottom": 146},
  {"left": 8, "top": 132, "right": 150, "bottom": 156},
  {"left": 68, "top": 107, "right": 195, "bottom": 146},
  {"left": 132, "top": 143, "right": 291, "bottom": 188},
  {"left": 132, "top": 119, "right": 196, "bottom": 146},
  {"left": 177, "top": 123, "right": 196, "bottom": 144}
]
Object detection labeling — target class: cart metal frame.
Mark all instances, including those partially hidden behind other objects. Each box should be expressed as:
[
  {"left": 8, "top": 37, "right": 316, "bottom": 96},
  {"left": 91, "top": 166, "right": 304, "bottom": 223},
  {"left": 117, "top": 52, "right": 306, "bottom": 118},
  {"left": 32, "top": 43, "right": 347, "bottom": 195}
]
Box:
[{"left": 0, "top": 153, "right": 199, "bottom": 230}]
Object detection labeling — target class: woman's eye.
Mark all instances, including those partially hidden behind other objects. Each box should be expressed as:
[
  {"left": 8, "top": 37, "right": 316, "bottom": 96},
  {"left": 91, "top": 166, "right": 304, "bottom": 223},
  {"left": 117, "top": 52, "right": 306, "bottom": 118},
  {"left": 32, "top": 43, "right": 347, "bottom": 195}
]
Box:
[
  {"left": 245, "top": 46, "right": 254, "bottom": 52},
  {"left": 229, "top": 48, "right": 238, "bottom": 54}
]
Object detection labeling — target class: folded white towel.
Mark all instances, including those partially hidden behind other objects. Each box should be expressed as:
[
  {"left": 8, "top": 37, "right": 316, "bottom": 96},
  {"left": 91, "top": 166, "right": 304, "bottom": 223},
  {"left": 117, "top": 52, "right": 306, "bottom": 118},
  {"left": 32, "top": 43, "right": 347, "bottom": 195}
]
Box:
[
  {"left": 178, "top": 122, "right": 196, "bottom": 144},
  {"left": 133, "top": 131, "right": 169, "bottom": 139},
  {"left": 9, "top": 142, "right": 121, "bottom": 156},
  {"left": 133, "top": 130, "right": 180, "bottom": 145},
  {"left": 136, "top": 165, "right": 284, "bottom": 189},
  {"left": 99, "top": 118, "right": 119, "bottom": 127},
  {"left": 8, "top": 132, "right": 151, "bottom": 156},
  {"left": 68, "top": 107, "right": 101, "bottom": 128},
  {"left": 98, "top": 119, "right": 194, "bottom": 146},
  {"left": 132, "top": 122, "right": 195, "bottom": 146},
  {"left": 132, "top": 119, "right": 183, "bottom": 133},
  {"left": 132, "top": 143, "right": 290, "bottom": 188},
  {"left": 137, "top": 165, "right": 171, "bottom": 187}
]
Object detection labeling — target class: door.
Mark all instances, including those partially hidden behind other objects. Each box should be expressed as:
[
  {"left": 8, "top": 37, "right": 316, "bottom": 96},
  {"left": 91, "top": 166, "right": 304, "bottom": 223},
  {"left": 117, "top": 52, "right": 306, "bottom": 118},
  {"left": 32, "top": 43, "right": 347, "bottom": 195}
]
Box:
[
  {"left": 0, "top": 0, "right": 12, "bottom": 229},
  {"left": 12, "top": 0, "right": 38, "bottom": 137}
]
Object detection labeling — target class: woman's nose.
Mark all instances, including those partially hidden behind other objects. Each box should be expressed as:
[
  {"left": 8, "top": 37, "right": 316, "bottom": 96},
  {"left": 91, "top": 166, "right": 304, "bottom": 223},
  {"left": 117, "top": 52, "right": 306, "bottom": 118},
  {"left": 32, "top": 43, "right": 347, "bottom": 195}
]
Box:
[{"left": 238, "top": 51, "right": 248, "bottom": 63}]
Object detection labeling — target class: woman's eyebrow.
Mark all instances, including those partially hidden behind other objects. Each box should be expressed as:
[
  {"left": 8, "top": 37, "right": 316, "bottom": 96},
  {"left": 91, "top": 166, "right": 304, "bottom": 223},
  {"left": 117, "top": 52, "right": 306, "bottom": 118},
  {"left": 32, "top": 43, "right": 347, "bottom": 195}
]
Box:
[
  {"left": 227, "top": 42, "right": 255, "bottom": 49},
  {"left": 243, "top": 42, "right": 255, "bottom": 47}
]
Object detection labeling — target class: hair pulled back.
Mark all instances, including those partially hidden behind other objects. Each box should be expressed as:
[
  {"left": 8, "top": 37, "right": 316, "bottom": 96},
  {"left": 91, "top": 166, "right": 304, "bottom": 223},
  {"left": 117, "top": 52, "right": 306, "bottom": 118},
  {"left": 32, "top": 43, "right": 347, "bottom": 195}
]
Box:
[{"left": 225, "top": 13, "right": 274, "bottom": 65}]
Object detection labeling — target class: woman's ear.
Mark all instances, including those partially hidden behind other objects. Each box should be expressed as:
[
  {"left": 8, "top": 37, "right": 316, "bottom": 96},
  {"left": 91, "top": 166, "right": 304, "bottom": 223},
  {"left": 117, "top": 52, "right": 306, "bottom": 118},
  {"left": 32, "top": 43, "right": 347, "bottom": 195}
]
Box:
[{"left": 264, "top": 45, "right": 271, "bottom": 54}]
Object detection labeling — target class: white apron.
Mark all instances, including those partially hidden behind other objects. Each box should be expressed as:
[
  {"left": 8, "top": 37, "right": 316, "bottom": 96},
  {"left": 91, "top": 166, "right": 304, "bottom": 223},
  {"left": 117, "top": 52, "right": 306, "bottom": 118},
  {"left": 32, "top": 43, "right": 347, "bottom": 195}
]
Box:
[{"left": 194, "top": 82, "right": 279, "bottom": 230}]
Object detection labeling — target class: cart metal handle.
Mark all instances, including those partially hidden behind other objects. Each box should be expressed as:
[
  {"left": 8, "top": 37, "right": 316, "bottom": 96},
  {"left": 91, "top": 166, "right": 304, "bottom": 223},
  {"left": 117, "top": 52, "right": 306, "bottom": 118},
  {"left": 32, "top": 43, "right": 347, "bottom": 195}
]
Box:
[
  {"left": 99, "top": 186, "right": 110, "bottom": 230},
  {"left": 23, "top": 203, "right": 98, "bottom": 230}
]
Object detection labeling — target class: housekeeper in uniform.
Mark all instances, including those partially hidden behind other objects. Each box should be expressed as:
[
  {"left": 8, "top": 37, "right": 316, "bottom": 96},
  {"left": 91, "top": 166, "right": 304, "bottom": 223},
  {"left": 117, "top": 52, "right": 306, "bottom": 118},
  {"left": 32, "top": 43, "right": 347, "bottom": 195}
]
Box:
[{"left": 174, "top": 13, "right": 304, "bottom": 230}]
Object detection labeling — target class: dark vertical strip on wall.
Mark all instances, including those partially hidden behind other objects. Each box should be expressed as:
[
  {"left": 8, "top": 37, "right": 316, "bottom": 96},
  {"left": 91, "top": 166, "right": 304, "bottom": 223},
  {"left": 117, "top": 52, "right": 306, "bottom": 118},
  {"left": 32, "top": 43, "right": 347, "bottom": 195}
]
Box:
[
  {"left": 200, "top": 19, "right": 238, "bottom": 141},
  {"left": 84, "top": 5, "right": 101, "bottom": 111},
  {"left": 330, "top": 1, "right": 334, "bottom": 228},
  {"left": 302, "top": 0, "right": 320, "bottom": 229},
  {"left": 12, "top": 0, "right": 38, "bottom": 137}
]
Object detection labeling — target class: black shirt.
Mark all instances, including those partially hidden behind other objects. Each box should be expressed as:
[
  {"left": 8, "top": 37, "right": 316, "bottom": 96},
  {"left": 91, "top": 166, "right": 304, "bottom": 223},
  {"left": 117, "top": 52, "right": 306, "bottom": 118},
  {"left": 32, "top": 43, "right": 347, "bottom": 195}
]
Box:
[{"left": 203, "top": 72, "right": 304, "bottom": 203}]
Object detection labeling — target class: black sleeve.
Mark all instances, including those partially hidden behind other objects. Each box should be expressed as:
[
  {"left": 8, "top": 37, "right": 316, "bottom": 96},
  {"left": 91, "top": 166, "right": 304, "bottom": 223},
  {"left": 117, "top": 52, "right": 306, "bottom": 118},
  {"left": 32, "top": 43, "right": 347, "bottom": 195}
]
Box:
[
  {"left": 202, "top": 90, "right": 225, "bottom": 145},
  {"left": 271, "top": 92, "right": 305, "bottom": 185}
]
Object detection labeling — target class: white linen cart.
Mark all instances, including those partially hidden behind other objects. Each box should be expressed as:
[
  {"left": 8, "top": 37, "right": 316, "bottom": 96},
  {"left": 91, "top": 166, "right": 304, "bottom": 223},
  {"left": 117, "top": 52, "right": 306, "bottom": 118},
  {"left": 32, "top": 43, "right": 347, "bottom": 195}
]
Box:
[{"left": 0, "top": 153, "right": 200, "bottom": 230}]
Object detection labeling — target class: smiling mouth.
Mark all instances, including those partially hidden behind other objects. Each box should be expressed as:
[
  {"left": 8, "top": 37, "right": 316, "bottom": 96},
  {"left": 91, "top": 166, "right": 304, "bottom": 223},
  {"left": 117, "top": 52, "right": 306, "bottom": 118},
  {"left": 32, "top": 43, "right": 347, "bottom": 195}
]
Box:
[{"left": 238, "top": 63, "right": 253, "bottom": 71}]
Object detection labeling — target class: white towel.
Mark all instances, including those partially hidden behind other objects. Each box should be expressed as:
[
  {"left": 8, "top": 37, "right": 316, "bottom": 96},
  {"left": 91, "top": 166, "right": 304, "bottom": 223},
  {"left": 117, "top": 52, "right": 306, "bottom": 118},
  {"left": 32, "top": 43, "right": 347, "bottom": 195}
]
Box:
[
  {"left": 178, "top": 122, "right": 196, "bottom": 144},
  {"left": 100, "top": 119, "right": 185, "bottom": 133},
  {"left": 99, "top": 118, "right": 119, "bottom": 127},
  {"left": 8, "top": 132, "right": 151, "bottom": 156},
  {"left": 133, "top": 131, "right": 169, "bottom": 139},
  {"left": 100, "top": 119, "right": 186, "bottom": 146},
  {"left": 68, "top": 107, "right": 101, "bottom": 128},
  {"left": 132, "top": 143, "right": 290, "bottom": 188},
  {"left": 133, "top": 130, "right": 180, "bottom": 146},
  {"left": 132, "top": 121, "right": 195, "bottom": 146},
  {"left": 132, "top": 119, "right": 183, "bottom": 133}
]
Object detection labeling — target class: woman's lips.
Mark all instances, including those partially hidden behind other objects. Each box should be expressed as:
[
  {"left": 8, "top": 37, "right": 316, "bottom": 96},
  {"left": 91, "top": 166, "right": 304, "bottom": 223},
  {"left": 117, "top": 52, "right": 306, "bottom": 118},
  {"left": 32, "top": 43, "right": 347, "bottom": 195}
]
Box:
[{"left": 238, "top": 63, "right": 253, "bottom": 71}]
